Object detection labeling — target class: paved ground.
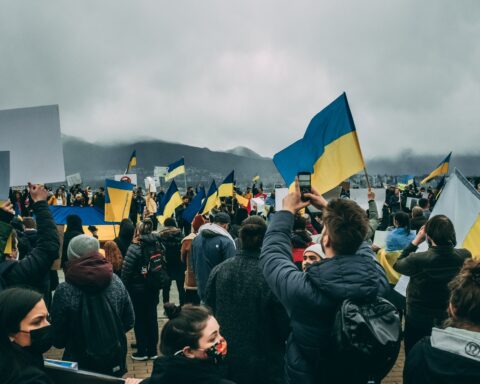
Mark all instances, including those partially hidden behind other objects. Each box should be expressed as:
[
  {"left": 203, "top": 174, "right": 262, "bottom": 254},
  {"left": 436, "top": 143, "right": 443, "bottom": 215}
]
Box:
[{"left": 45, "top": 283, "right": 406, "bottom": 383}]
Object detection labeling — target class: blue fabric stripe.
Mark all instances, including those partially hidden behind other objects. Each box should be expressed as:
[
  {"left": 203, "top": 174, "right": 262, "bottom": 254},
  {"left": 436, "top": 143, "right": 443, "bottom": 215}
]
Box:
[
  {"left": 183, "top": 186, "right": 206, "bottom": 223},
  {"left": 167, "top": 158, "right": 185, "bottom": 172}
]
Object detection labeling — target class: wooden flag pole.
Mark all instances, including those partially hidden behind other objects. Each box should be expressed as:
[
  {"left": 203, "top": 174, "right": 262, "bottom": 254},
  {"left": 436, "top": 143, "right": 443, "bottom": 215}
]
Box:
[{"left": 363, "top": 167, "right": 371, "bottom": 190}]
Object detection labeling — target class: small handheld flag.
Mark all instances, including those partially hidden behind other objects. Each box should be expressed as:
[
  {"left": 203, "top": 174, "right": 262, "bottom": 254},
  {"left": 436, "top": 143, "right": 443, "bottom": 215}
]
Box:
[
  {"left": 165, "top": 158, "right": 186, "bottom": 181},
  {"left": 157, "top": 180, "right": 183, "bottom": 224},
  {"left": 421, "top": 152, "right": 452, "bottom": 184},
  {"left": 201, "top": 181, "right": 219, "bottom": 215},
  {"left": 125, "top": 150, "right": 137, "bottom": 174},
  {"left": 182, "top": 186, "right": 206, "bottom": 223}
]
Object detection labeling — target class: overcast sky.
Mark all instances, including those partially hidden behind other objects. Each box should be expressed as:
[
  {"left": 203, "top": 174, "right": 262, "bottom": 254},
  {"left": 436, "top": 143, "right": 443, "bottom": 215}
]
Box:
[{"left": 1, "top": 1, "right": 479, "bottom": 159}]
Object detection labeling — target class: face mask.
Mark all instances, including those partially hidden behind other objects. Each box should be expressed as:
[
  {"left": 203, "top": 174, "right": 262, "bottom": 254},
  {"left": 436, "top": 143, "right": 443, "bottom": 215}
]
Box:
[
  {"left": 202, "top": 337, "right": 228, "bottom": 364},
  {"left": 19, "top": 324, "right": 53, "bottom": 354}
]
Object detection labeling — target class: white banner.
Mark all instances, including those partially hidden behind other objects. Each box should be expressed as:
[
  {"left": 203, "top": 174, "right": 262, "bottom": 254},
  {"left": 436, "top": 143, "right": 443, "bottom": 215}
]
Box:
[
  {"left": 66, "top": 173, "right": 82, "bottom": 186},
  {"left": 154, "top": 166, "right": 169, "bottom": 178},
  {"left": 114, "top": 174, "right": 138, "bottom": 186}
]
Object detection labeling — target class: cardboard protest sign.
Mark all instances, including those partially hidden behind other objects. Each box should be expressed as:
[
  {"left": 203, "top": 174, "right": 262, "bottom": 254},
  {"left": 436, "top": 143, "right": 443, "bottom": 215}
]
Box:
[
  {"left": 144, "top": 177, "right": 157, "bottom": 193},
  {"left": 0, "top": 151, "right": 10, "bottom": 200},
  {"left": 114, "top": 174, "right": 137, "bottom": 186},
  {"left": 0, "top": 105, "right": 65, "bottom": 186},
  {"left": 154, "top": 166, "right": 168, "bottom": 178},
  {"left": 66, "top": 173, "right": 82, "bottom": 186}
]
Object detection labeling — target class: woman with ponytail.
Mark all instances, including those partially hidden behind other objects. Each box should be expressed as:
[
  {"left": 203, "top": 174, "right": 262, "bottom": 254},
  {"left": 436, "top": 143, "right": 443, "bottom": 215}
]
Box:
[
  {"left": 145, "top": 303, "right": 233, "bottom": 384},
  {"left": 404, "top": 259, "right": 480, "bottom": 383},
  {"left": 0, "top": 287, "right": 53, "bottom": 384}
]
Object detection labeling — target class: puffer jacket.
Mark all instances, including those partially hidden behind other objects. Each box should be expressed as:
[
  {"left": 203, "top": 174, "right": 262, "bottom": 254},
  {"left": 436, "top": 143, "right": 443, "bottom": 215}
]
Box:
[
  {"left": 158, "top": 227, "right": 184, "bottom": 278},
  {"left": 260, "top": 211, "right": 390, "bottom": 384},
  {"left": 121, "top": 233, "right": 161, "bottom": 293}
]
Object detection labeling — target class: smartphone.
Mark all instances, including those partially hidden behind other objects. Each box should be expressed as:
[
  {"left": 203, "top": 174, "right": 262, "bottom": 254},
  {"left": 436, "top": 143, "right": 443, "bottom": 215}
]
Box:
[{"left": 297, "top": 172, "right": 311, "bottom": 202}]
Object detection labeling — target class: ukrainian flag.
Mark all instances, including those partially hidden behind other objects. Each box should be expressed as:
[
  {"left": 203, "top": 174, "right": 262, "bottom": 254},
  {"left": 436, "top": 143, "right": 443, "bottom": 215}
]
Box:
[
  {"left": 235, "top": 193, "right": 250, "bottom": 209},
  {"left": 273, "top": 93, "right": 366, "bottom": 195},
  {"left": 104, "top": 179, "right": 135, "bottom": 222},
  {"left": 201, "top": 181, "right": 220, "bottom": 215},
  {"left": 125, "top": 150, "right": 137, "bottom": 173},
  {"left": 157, "top": 180, "right": 183, "bottom": 225},
  {"left": 421, "top": 152, "right": 452, "bottom": 184},
  {"left": 182, "top": 186, "right": 206, "bottom": 224},
  {"left": 429, "top": 168, "right": 480, "bottom": 260},
  {"left": 252, "top": 175, "right": 260, "bottom": 183},
  {"left": 218, "top": 171, "right": 234, "bottom": 197},
  {"left": 165, "top": 158, "right": 186, "bottom": 181}
]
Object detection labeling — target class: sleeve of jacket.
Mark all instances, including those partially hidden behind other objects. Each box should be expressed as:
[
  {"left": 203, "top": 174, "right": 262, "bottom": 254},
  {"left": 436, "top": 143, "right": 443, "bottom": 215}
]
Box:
[
  {"left": 204, "top": 265, "right": 219, "bottom": 312},
  {"left": 6, "top": 201, "right": 60, "bottom": 286},
  {"left": 121, "top": 244, "right": 139, "bottom": 286},
  {"left": 119, "top": 279, "right": 135, "bottom": 331},
  {"left": 50, "top": 283, "right": 69, "bottom": 349},
  {"left": 366, "top": 200, "right": 379, "bottom": 240},
  {"left": 259, "top": 211, "right": 313, "bottom": 312},
  {"left": 393, "top": 242, "right": 420, "bottom": 276},
  {"left": 221, "top": 237, "right": 236, "bottom": 261}
]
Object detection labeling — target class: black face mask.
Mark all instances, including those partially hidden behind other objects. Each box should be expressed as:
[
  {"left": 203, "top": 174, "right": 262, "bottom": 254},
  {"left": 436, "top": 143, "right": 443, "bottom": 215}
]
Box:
[{"left": 20, "top": 324, "right": 53, "bottom": 354}]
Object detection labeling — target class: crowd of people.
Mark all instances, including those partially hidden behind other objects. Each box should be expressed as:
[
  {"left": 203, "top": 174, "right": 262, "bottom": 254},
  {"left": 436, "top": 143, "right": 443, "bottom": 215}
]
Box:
[{"left": 0, "top": 179, "right": 479, "bottom": 384}]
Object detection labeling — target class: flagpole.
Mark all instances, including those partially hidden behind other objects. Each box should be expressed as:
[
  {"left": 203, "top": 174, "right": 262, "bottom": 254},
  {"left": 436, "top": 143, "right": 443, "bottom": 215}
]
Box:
[
  {"left": 183, "top": 172, "right": 187, "bottom": 195},
  {"left": 363, "top": 168, "right": 371, "bottom": 190}
]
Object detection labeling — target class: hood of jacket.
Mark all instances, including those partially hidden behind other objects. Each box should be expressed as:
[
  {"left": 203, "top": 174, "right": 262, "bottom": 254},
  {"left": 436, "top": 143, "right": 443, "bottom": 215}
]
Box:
[
  {"left": 306, "top": 242, "right": 384, "bottom": 301},
  {"left": 158, "top": 227, "right": 183, "bottom": 240},
  {"left": 139, "top": 233, "right": 161, "bottom": 245},
  {"left": 65, "top": 252, "right": 113, "bottom": 294},
  {"left": 198, "top": 223, "right": 236, "bottom": 248},
  {"left": 118, "top": 220, "right": 134, "bottom": 242},
  {"left": 150, "top": 356, "right": 224, "bottom": 384}
]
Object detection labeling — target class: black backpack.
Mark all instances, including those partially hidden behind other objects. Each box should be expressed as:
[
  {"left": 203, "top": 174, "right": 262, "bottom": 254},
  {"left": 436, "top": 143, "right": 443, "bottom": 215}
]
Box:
[
  {"left": 141, "top": 238, "right": 169, "bottom": 290},
  {"left": 332, "top": 297, "right": 402, "bottom": 383},
  {"left": 77, "top": 293, "right": 126, "bottom": 376}
]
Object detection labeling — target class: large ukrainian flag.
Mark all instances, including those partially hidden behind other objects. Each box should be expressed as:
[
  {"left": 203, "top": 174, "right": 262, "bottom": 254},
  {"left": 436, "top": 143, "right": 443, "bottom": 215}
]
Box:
[
  {"left": 104, "top": 179, "right": 134, "bottom": 222},
  {"left": 201, "top": 181, "right": 220, "bottom": 215},
  {"left": 218, "top": 171, "right": 234, "bottom": 197},
  {"left": 273, "top": 93, "right": 365, "bottom": 195},
  {"left": 429, "top": 168, "right": 480, "bottom": 260},
  {"left": 125, "top": 150, "right": 137, "bottom": 173},
  {"left": 182, "top": 186, "right": 206, "bottom": 224},
  {"left": 165, "top": 158, "right": 186, "bottom": 181},
  {"left": 420, "top": 152, "right": 452, "bottom": 184},
  {"left": 157, "top": 180, "right": 183, "bottom": 224}
]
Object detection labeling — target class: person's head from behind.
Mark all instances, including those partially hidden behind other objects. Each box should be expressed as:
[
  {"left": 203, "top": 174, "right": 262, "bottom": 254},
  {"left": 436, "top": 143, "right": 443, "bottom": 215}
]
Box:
[
  {"left": 191, "top": 214, "right": 206, "bottom": 234},
  {"left": 446, "top": 259, "right": 480, "bottom": 331},
  {"left": 22, "top": 217, "right": 36, "bottom": 231},
  {"left": 161, "top": 304, "right": 226, "bottom": 363},
  {"left": 213, "top": 212, "right": 230, "bottom": 230},
  {"left": 425, "top": 215, "right": 456, "bottom": 247},
  {"left": 119, "top": 218, "right": 135, "bottom": 241},
  {"left": 320, "top": 199, "right": 368, "bottom": 257},
  {"left": 302, "top": 244, "right": 326, "bottom": 272},
  {"left": 135, "top": 219, "right": 154, "bottom": 239},
  {"left": 0, "top": 288, "right": 51, "bottom": 354},
  {"left": 104, "top": 241, "right": 123, "bottom": 272},
  {"left": 412, "top": 206, "right": 424, "bottom": 218},
  {"left": 239, "top": 216, "right": 267, "bottom": 252},
  {"left": 293, "top": 214, "right": 307, "bottom": 231},
  {"left": 418, "top": 198, "right": 429, "bottom": 210},
  {"left": 164, "top": 217, "right": 177, "bottom": 228},
  {"left": 67, "top": 234, "right": 100, "bottom": 261},
  {"left": 66, "top": 214, "right": 83, "bottom": 232},
  {"left": 234, "top": 208, "right": 249, "bottom": 226},
  {"left": 393, "top": 211, "right": 411, "bottom": 233}
]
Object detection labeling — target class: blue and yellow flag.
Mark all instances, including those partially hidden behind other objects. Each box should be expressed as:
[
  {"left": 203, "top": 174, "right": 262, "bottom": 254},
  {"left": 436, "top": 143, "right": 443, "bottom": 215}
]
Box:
[
  {"left": 105, "top": 179, "right": 134, "bottom": 222},
  {"left": 157, "top": 180, "right": 183, "bottom": 224},
  {"left": 273, "top": 93, "right": 366, "bottom": 195},
  {"left": 165, "top": 158, "right": 186, "bottom": 181},
  {"left": 252, "top": 175, "right": 260, "bottom": 183},
  {"left": 201, "top": 181, "right": 220, "bottom": 215},
  {"left": 218, "top": 171, "right": 234, "bottom": 197},
  {"left": 421, "top": 152, "right": 452, "bottom": 184},
  {"left": 182, "top": 186, "right": 206, "bottom": 224},
  {"left": 397, "top": 175, "right": 415, "bottom": 190},
  {"left": 125, "top": 150, "right": 137, "bottom": 173}
]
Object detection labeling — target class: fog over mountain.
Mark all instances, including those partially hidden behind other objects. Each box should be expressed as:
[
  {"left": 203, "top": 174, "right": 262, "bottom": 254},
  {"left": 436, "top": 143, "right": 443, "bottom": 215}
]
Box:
[{"left": 63, "top": 135, "right": 479, "bottom": 188}]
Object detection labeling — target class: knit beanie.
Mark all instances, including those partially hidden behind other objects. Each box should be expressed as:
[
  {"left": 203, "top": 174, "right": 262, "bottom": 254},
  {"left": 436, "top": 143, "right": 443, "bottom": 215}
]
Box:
[
  {"left": 67, "top": 234, "right": 100, "bottom": 260},
  {"left": 303, "top": 244, "right": 326, "bottom": 259}
]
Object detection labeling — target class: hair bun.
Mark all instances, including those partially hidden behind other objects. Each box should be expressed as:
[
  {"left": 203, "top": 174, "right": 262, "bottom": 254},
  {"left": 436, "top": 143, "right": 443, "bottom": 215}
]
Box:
[{"left": 164, "top": 303, "right": 182, "bottom": 320}]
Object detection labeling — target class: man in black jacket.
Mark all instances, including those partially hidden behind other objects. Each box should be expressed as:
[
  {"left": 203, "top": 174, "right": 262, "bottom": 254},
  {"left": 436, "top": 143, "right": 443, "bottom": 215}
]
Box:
[
  {"left": 0, "top": 184, "right": 60, "bottom": 307},
  {"left": 259, "top": 181, "right": 389, "bottom": 384}
]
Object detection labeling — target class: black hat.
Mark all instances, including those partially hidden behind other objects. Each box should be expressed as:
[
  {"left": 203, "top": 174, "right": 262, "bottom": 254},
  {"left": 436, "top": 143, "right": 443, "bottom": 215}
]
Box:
[{"left": 214, "top": 212, "right": 231, "bottom": 225}]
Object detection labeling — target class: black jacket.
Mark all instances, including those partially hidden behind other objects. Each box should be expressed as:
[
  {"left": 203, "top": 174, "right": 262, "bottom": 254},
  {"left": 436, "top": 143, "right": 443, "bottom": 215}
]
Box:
[
  {"left": 158, "top": 227, "right": 185, "bottom": 278},
  {"left": 259, "top": 211, "right": 390, "bottom": 384},
  {"left": 3, "top": 201, "right": 59, "bottom": 297},
  {"left": 122, "top": 233, "right": 160, "bottom": 294},
  {"left": 205, "top": 249, "right": 289, "bottom": 384},
  {"left": 145, "top": 356, "right": 235, "bottom": 384},
  {"left": 393, "top": 243, "right": 471, "bottom": 325},
  {"left": 404, "top": 329, "right": 480, "bottom": 384},
  {"left": 114, "top": 220, "right": 135, "bottom": 258}
]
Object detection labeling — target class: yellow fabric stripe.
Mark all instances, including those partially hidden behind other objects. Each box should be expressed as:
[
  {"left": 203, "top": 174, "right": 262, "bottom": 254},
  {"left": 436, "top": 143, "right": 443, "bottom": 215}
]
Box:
[
  {"left": 235, "top": 194, "right": 249, "bottom": 208},
  {"left": 376, "top": 249, "right": 402, "bottom": 284},
  {"left": 218, "top": 183, "right": 234, "bottom": 197},
  {"left": 421, "top": 162, "right": 450, "bottom": 184},
  {"left": 463, "top": 214, "right": 480, "bottom": 260},
  {"left": 105, "top": 188, "right": 133, "bottom": 222},
  {"left": 79, "top": 225, "right": 120, "bottom": 242},
  {"left": 157, "top": 191, "right": 183, "bottom": 225},
  {"left": 165, "top": 166, "right": 186, "bottom": 181},
  {"left": 311, "top": 131, "right": 365, "bottom": 195},
  {"left": 201, "top": 193, "right": 220, "bottom": 215},
  {"left": 4, "top": 233, "right": 12, "bottom": 254}
]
